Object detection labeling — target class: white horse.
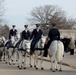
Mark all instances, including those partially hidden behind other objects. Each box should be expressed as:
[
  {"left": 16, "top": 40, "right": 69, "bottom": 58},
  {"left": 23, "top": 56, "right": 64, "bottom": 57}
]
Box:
[
  {"left": 5, "top": 34, "right": 21, "bottom": 65},
  {"left": 18, "top": 40, "right": 31, "bottom": 69},
  {"left": 0, "top": 36, "right": 6, "bottom": 61},
  {"left": 48, "top": 40, "right": 64, "bottom": 72},
  {"left": 29, "top": 36, "right": 46, "bottom": 70},
  {"left": 5, "top": 36, "right": 16, "bottom": 64}
]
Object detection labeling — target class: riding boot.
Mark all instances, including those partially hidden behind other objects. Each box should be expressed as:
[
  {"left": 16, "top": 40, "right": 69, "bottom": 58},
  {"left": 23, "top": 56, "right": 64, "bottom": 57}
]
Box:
[
  {"left": 43, "top": 44, "right": 48, "bottom": 57},
  {"left": 43, "top": 40, "right": 51, "bottom": 57},
  {"left": 70, "top": 49, "right": 74, "bottom": 55},
  {"left": 30, "top": 49, "right": 34, "bottom": 55}
]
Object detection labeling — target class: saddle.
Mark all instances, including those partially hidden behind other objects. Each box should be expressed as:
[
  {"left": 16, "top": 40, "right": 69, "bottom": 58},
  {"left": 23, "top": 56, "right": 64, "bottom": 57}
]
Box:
[{"left": 45, "top": 37, "right": 48, "bottom": 44}]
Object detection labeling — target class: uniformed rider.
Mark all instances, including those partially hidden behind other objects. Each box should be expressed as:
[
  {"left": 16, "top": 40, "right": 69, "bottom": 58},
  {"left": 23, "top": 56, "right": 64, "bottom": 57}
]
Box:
[
  {"left": 16, "top": 25, "right": 30, "bottom": 48},
  {"left": 43, "top": 23, "right": 60, "bottom": 57},
  {"left": 9, "top": 25, "right": 17, "bottom": 39},
  {"left": 30, "top": 24, "right": 43, "bottom": 55}
]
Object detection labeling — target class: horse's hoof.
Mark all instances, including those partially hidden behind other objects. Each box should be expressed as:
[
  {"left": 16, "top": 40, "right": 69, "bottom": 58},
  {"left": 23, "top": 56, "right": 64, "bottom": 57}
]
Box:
[
  {"left": 50, "top": 68, "right": 52, "bottom": 70},
  {"left": 34, "top": 65, "right": 36, "bottom": 68},
  {"left": 3, "top": 59, "right": 5, "bottom": 61},
  {"left": 52, "top": 70, "right": 56, "bottom": 72},
  {"left": 23, "top": 67, "right": 26, "bottom": 69},
  {"left": 11, "top": 60, "right": 13, "bottom": 62},
  {"left": 30, "top": 65, "right": 32, "bottom": 68},
  {"left": 13, "top": 63, "right": 15, "bottom": 65},
  {"left": 19, "top": 67, "right": 22, "bottom": 70},
  {"left": 22, "top": 62, "right": 24, "bottom": 64},
  {"left": 55, "top": 69, "right": 58, "bottom": 71},
  {"left": 35, "top": 67, "right": 38, "bottom": 70},
  {"left": 59, "top": 69, "right": 62, "bottom": 72},
  {"left": 41, "top": 68, "right": 44, "bottom": 70},
  {"left": 9, "top": 63, "right": 11, "bottom": 65},
  {"left": 17, "top": 66, "right": 19, "bottom": 68},
  {"left": 16, "top": 60, "right": 18, "bottom": 62},
  {"left": 5, "top": 62, "right": 7, "bottom": 64},
  {"left": 10, "top": 64, "right": 11, "bottom": 65}
]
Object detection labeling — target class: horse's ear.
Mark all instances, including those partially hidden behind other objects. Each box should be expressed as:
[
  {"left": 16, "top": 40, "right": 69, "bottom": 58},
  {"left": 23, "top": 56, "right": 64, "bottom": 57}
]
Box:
[
  {"left": 41, "top": 35, "right": 44, "bottom": 38},
  {"left": 30, "top": 39, "right": 32, "bottom": 42},
  {"left": 2, "top": 36, "right": 6, "bottom": 41}
]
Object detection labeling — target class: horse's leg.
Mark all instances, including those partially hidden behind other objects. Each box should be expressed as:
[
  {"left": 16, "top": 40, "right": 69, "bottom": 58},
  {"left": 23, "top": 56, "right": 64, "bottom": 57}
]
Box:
[
  {"left": 55, "top": 59, "right": 58, "bottom": 71},
  {"left": 54, "top": 58, "right": 59, "bottom": 71},
  {"left": 34, "top": 52, "right": 36, "bottom": 68},
  {"left": 5, "top": 48, "right": 9, "bottom": 63},
  {"left": 49, "top": 55, "right": 53, "bottom": 70},
  {"left": 2, "top": 47, "right": 5, "bottom": 61},
  {"left": 17, "top": 51, "right": 20, "bottom": 68},
  {"left": 34, "top": 50, "right": 38, "bottom": 69},
  {"left": 3, "top": 47, "right": 6, "bottom": 61},
  {"left": 52, "top": 57, "right": 56, "bottom": 72},
  {"left": 12, "top": 48, "right": 16, "bottom": 65},
  {"left": 0, "top": 47, "right": 3, "bottom": 61},
  {"left": 40, "top": 51, "right": 44, "bottom": 70},
  {"left": 18, "top": 51, "right": 23, "bottom": 69},
  {"left": 59, "top": 61, "right": 62, "bottom": 71},
  {"left": 23, "top": 52, "right": 27, "bottom": 69},
  {"left": 29, "top": 54, "right": 32, "bottom": 67},
  {"left": 8, "top": 48, "right": 12, "bottom": 65},
  {"left": 16, "top": 50, "right": 19, "bottom": 62}
]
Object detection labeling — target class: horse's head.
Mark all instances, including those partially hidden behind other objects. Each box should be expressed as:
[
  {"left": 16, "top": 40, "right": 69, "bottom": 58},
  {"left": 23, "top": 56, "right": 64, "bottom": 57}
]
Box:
[
  {"left": 11, "top": 36, "right": 16, "bottom": 44},
  {"left": 0, "top": 38, "right": 3, "bottom": 45},
  {"left": 16, "top": 33, "right": 21, "bottom": 40},
  {"left": 23, "top": 40, "right": 31, "bottom": 52},
  {"left": 39, "top": 36, "right": 46, "bottom": 48},
  {"left": 0, "top": 36, "right": 6, "bottom": 46},
  {"left": 11, "top": 33, "right": 21, "bottom": 43}
]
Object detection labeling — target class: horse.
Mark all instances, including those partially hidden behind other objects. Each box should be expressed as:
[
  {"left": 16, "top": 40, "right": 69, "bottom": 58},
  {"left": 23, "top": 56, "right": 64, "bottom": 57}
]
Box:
[
  {"left": 29, "top": 36, "right": 64, "bottom": 71},
  {"left": 0, "top": 36, "right": 6, "bottom": 61},
  {"left": 17, "top": 40, "right": 31, "bottom": 69},
  {"left": 48, "top": 40, "right": 64, "bottom": 72},
  {"left": 4, "top": 34, "right": 21, "bottom": 65},
  {"left": 29, "top": 36, "right": 46, "bottom": 70}
]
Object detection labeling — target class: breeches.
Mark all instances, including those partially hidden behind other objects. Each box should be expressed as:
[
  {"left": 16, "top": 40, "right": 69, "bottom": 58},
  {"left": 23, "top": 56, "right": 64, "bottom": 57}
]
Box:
[{"left": 30, "top": 39, "right": 39, "bottom": 51}]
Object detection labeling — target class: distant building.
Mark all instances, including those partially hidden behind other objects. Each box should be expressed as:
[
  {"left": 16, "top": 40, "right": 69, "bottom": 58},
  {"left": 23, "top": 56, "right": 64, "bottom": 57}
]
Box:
[{"left": 59, "top": 29, "right": 76, "bottom": 40}]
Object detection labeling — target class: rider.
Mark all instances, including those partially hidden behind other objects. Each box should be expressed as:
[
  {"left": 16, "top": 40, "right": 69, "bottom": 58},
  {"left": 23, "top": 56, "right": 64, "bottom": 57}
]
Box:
[
  {"left": 21, "top": 25, "right": 30, "bottom": 40},
  {"left": 30, "top": 24, "right": 43, "bottom": 55},
  {"left": 9, "top": 25, "right": 17, "bottom": 39},
  {"left": 7, "top": 25, "right": 17, "bottom": 46},
  {"left": 43, "top": 23, "right": 60, "bottom": 57},
  {"left": 16, "top": 25, "right": 30, "bottom": 48}
]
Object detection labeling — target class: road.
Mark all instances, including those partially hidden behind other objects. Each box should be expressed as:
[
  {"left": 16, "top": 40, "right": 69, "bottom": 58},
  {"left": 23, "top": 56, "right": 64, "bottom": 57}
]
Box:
[{"left": 0, "top": 56, "right": 76, "bottom": 75}]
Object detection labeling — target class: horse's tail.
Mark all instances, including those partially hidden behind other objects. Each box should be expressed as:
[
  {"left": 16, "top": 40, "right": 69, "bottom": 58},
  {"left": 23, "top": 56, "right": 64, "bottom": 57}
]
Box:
[{"left": 56, "top": 41, "right": 64, "bottom": 62}]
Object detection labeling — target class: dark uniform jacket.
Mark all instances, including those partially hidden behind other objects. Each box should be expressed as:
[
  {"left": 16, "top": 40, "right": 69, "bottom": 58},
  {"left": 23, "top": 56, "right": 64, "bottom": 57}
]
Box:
[
  {"left": 21, "top": 30, "right": 30, "bottom": 40},
  {"left": 30, "top": 29, "right": 43, "bottom": 40},
  {"left": 61, "top": 38, "right": 70, "bottom": 52},
  {"left": 48, "top": 28, "right": 60, "bottom": 41},
  {"left": 9, "top": 29, "right": 17, "bottom": 39}
]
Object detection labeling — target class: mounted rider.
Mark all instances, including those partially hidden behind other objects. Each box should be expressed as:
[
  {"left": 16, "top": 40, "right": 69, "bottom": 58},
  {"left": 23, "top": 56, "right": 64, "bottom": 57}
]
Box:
[
  {"left": 43, "top": 23, "right": 60, "bottom": 57},
  {"left": 30, "top": 24, "right": 43, "bottom": 55},
  {"left": 21, "top": 25, "right": 30, "bottom": 40},
  {"left": 5, "top": 25, "right": 17, "bottom": 46},
  {"left": 16, "top": 25, "right": 30, "bottom": 48},
  {"left": 9, "top": 25, "right": 17, "bottom": 39}
]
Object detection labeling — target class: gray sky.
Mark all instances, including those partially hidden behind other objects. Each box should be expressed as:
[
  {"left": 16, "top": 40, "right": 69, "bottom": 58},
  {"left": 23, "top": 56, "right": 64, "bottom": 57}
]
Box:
[{"left": 3, "top": 0, "right": 76, "bottom": 31}]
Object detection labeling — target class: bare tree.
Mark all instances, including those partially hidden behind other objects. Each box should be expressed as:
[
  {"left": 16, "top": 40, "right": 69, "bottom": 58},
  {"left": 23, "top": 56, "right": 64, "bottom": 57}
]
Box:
[
  {"left": 0, "top": 0, "right": 5, "bottom": 25},
  {"left": 0, "top": 24, "right": 9, "bottom": 38},
  {"left": 0, "top": 0, "right": 10, "bottom": 38},
  {"left": 30, "top": 5, "right": 55, "bottom": 25},
  {"left": 29, "top": 5, "right": 76, "bottom": 29}
]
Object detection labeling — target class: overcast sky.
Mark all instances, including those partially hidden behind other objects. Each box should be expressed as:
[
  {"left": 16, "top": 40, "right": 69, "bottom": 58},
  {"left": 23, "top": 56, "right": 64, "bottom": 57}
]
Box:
[{"left": 3, "top": 0, "right": 76, "bottom": 31}]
